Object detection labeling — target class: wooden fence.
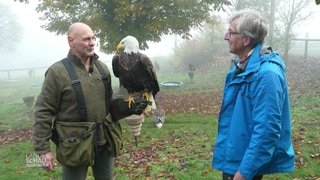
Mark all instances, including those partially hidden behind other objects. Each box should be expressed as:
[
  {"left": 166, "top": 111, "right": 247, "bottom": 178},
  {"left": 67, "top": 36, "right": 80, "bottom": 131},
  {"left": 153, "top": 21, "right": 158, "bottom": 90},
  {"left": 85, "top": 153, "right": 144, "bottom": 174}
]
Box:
[
  {"left": 0, "top": 67, "right": 47, "bottom": 80},
  {"left": 292, "top": 38, "right": 320, "bottom": 59},
  {"left": 0, "top": 61, "right": 112, "bottom": 80}
]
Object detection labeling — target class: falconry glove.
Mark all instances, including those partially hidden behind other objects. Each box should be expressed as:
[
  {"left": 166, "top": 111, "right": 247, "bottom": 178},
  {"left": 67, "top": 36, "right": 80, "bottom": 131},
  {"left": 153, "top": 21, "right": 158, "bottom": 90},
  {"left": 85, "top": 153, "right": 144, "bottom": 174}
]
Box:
[
  {"left": 110, "top": 97, "right": 149, "bottom": 121},
  {"left": 131, "top": 98, "right": 149, "bottom": 114}
]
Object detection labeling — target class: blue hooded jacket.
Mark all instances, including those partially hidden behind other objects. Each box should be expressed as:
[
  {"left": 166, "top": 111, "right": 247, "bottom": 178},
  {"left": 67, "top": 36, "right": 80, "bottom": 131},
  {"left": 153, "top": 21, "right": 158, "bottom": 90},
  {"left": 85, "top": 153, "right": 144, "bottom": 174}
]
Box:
[{"left": 212, "top": 43, "right": 294, "bottom": 179}]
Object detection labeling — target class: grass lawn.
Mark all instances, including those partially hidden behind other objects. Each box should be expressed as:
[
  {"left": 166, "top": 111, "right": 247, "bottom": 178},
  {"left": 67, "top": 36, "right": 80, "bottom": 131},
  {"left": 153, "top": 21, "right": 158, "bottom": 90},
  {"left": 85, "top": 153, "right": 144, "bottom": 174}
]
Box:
[{"left": 1, "top": 110, "right": 320, "bottom": 179}]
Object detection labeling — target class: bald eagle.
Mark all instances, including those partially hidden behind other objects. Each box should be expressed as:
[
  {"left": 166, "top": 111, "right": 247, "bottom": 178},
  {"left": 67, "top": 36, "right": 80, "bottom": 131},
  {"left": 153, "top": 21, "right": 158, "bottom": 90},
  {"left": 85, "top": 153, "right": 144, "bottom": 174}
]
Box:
[{"left": 112, "top": 35, "right": 160, "bottom": 111}]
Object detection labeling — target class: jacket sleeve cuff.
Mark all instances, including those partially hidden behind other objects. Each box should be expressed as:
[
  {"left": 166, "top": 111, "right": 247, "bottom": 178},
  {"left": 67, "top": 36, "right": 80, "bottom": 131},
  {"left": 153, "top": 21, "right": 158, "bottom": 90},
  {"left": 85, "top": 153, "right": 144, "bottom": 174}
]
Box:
[{"left": 239, "top": 167, "right": 257, "bottom": 180}]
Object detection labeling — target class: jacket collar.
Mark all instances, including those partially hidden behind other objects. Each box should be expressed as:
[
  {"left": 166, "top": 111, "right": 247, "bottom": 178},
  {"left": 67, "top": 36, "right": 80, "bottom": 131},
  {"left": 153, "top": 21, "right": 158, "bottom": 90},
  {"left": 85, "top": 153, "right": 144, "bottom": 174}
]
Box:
[
  {"left": 67, "top": 50, "right": 99, "bottom": 67},
  {"left": 233, "top": 43, "right": 286, "bottom": 80},
  {"left": 237, "top": 43, "right": 263, "bottom": 77}
]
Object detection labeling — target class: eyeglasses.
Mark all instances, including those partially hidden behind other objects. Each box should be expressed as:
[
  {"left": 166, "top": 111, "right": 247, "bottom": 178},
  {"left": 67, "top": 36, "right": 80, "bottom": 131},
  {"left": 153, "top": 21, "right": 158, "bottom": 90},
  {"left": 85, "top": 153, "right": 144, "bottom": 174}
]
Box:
[{"left": 226, "top": 30, "right": 241, "bottom": 38}]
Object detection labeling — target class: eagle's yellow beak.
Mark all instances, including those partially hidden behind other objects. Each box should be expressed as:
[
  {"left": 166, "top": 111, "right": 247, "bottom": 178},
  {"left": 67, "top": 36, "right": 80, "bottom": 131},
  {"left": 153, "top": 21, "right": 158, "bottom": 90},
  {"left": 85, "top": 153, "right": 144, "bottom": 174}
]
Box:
[{"left": 116, "top": 43, "right": 124, "bottom": 52}]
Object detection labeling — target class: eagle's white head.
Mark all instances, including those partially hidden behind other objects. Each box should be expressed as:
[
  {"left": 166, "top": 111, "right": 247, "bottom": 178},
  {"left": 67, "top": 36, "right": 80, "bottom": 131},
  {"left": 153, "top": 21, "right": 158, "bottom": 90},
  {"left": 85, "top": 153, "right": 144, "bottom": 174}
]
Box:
[{"left": 116, "top": 35, "right": 139, "bottom": 54}]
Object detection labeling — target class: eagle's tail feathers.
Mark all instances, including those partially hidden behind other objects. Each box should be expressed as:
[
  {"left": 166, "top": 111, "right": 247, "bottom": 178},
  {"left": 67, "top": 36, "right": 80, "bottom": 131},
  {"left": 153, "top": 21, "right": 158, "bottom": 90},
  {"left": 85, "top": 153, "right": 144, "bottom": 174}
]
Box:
[
  {"left": 140, "top": 91, "right": 155, "bottom": 113},
  {"left": 149, "top": 92, "right": 156, "bottom": 110}
]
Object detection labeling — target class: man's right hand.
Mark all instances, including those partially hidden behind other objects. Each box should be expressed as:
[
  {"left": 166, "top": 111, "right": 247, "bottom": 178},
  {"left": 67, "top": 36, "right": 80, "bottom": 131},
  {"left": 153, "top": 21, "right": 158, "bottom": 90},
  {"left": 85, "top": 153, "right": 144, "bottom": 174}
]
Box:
[{"left": 40, "top": 152, "right": 55, "bottom": 172}]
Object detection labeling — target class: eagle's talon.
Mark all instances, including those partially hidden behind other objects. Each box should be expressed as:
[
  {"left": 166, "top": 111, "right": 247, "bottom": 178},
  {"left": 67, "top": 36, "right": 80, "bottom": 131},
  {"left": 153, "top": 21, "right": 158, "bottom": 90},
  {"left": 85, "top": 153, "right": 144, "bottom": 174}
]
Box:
[
  {"left": 125, "top": 96, "right": 135, "bottom": 108},
  {"left": 141, "top": 92, "right": 150, "bottom": 101}
]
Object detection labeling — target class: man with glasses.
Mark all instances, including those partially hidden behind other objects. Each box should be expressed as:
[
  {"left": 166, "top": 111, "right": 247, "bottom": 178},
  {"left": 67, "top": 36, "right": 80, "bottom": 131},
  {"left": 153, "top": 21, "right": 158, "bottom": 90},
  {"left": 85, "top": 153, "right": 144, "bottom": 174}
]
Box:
[{"left": 212, "top": 9, "right": 294, "bottom": 180}]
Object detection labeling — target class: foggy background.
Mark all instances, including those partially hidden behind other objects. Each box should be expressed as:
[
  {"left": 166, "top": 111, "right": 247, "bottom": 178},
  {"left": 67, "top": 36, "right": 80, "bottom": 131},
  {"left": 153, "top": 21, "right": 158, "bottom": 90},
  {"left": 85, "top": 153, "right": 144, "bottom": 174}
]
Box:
[
  {"left": 1, "top": 0, "right": 180, "bottom": 78},
  {"left": 1, "top": 0, "right": 320, "bottom": 79}
]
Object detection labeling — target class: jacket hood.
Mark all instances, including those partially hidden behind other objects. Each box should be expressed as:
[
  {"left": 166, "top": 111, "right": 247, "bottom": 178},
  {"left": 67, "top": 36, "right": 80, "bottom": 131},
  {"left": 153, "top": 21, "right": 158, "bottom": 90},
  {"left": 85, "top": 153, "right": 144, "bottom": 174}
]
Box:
[{"left": 240, "top": 43, "right": 286, "bottom": 77}]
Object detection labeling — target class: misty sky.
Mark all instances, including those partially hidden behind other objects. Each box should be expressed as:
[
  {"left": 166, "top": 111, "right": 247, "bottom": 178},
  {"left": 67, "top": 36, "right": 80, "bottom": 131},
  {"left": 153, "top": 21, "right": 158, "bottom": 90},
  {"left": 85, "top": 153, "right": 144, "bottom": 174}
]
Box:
[
  {"left": 2, "top": 1, "right": 177, "bottom": 70},
  {"left": 2, "top": 1, "right": 320, "bottom": 70}
]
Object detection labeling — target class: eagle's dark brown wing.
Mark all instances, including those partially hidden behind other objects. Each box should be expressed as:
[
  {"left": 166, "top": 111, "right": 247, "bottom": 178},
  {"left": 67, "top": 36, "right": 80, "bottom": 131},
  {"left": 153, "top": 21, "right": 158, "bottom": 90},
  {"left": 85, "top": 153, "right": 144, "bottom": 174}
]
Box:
[
  {"left": 112, "top": 54, "right": 121, "bottom": 78},
  {"left": 139, "top": 53, "right": 160, "bottom": 97}
]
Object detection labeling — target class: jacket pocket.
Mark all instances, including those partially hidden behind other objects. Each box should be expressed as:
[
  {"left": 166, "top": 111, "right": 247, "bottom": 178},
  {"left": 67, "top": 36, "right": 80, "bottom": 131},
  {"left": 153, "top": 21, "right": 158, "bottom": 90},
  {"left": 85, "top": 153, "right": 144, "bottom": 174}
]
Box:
[
  {"left": 56, "top": 121, "right": 97, "bottom": 166},
  {"left": 104, "top": 114, "right": 123, "bottom": 157}
]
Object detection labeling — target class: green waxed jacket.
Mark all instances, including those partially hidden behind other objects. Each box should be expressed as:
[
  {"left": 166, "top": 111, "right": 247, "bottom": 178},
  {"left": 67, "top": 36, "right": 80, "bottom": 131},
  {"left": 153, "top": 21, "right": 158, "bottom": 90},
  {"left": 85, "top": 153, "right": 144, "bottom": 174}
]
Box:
[{"left": 33, "top": 50, "right": 113, "bottom": 153}]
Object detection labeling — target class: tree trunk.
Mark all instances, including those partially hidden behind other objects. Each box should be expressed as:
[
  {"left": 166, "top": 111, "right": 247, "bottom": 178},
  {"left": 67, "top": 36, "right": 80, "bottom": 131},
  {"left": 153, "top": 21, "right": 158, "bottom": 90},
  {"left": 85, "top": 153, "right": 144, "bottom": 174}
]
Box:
[{"left": 268, "top": 0, "right": 276, "bottom": 46}]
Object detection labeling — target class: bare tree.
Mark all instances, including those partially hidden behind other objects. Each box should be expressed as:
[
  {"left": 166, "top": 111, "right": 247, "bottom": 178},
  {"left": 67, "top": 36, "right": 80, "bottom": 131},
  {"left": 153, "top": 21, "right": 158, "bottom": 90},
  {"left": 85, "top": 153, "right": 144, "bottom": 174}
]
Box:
[
  {"left": 268, "top": 0, "right": 276, "bottom": 46},
  {"left": 221, "top": 0, "right": 313, "bottom": 62},
  {"left": 223, "top": 0, "right": 271, "bottom": 16},
  {"left": 0, "top": 2, "right": 23, "bottom": 52},
  {"left": 276, "top": 0, "right": 313, "bottom": 61}
]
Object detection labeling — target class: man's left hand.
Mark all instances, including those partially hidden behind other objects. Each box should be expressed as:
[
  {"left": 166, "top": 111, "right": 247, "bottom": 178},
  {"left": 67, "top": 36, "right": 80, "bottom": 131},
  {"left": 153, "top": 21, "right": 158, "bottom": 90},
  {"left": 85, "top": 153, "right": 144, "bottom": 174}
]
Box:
[
  {"left": 131, "top": 97, "right": 149, "bottom": 115},
  {"left": 234, "top": 171, "right": 246, "bottom": 180}
]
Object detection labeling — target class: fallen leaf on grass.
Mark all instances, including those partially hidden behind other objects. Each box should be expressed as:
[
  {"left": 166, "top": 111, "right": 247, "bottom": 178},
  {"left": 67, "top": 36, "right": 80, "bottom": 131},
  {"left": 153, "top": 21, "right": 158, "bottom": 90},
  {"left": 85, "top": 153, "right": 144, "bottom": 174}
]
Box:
[
  {"left": 5, "top": 158, "right": 10, "bottom": 163},
  {"left": 166, "top": 176, "right": 177, "bottom": 180},
  {"left": 156, "top": 171, "right": 166, "bottom": 177},
  {"left": 296, "top": 150, "right": 302, "bottom": 155},
  {"left": 299, "top": 157, "right": 304, "bottom": 165},
  {"left": 295, "top": 157, "right": 305, "bottom": 167},
  {"left": 145, "top": 165, "right": 152, "bottom": 177},
  {"left": 308, "top": 173, "right": 316, "bottom": 177},
  {"left": 310, "top": 153, "right": 320, "bottom": 158}
]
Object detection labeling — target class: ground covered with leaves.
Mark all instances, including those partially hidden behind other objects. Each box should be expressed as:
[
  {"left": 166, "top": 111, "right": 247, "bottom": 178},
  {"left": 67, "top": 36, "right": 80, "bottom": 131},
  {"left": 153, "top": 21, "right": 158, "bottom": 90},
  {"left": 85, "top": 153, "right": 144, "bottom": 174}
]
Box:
[
  {"left": 0, "top": 55, "right": 319, "bottom": 179},
  {"left": 0, "top": 91, "right": 222, "bottom": 144},
  {"left": 1, "top": 55, "right": 318, "bottom": 143}
]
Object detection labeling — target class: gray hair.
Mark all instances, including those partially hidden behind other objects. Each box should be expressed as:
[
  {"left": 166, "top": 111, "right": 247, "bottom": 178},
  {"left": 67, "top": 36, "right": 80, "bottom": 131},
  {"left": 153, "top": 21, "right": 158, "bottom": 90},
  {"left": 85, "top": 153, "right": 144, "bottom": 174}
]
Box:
[{"left": 229, "top": 9, "right": 268, "bottom": 47}]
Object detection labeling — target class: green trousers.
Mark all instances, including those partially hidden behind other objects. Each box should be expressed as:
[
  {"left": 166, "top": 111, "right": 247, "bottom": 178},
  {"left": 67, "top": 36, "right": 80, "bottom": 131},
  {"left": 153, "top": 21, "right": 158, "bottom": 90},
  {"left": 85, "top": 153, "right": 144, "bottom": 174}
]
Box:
[{"left": 62, "top": 148, "right": 115, "bottom": 180}]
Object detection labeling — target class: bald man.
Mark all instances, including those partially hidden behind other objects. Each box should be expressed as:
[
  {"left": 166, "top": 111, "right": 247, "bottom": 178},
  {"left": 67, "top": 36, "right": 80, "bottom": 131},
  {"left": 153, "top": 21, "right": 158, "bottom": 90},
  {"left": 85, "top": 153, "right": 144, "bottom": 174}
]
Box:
[
  {"left": 33, "top": 22, "right": 148, "bottom": 180},
  {"left": 67, "top": 22, "right": 95, "bottom": 69}
]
